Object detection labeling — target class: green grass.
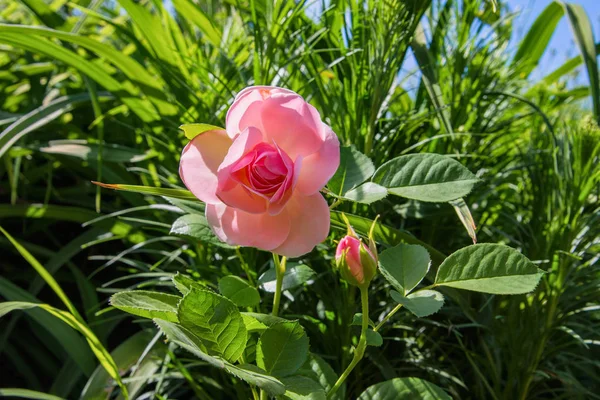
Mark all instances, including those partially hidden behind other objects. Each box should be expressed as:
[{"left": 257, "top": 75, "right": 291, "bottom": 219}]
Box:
[{"left": 0, "top": 0, "right": 598, "bottom": 398}]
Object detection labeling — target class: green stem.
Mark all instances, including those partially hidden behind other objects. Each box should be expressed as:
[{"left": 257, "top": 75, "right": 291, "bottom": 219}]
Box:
[
  {"left": 329, "top": 199, "right": 343, "bottom": 210},
  {"left": 236, "top": 247, "right": 255, "bottom": 286},
  {"left": 327, "top": 286, "right": 369, "bottom": 399},
  {"left": 373, "top": 303, "right": 403, "bottom": 332},
  {"left": 272, "top": 254, "right": 287, "bottom": 317}
]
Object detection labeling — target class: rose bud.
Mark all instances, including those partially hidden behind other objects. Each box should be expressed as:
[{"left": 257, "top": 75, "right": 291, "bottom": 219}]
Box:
[{"left": 335, "top": 235, "right": 378, "bottom": 287}]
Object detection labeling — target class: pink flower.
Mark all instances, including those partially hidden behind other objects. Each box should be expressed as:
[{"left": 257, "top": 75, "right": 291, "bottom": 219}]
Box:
[
  {"left": 179, "top": 86, "right": 340, "bottom": 257},
  {"left": 335, "top": 236, "right": 377, "bottom": 287}
]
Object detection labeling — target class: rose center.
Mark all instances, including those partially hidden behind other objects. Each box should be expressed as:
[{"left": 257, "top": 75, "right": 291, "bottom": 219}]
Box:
[{"left": 230, "top": 143, "right": 293, "bottom": 199}]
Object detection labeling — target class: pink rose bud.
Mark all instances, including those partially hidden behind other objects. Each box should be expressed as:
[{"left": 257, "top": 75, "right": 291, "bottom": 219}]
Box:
[
  {"left": 179, "top": 86, "right": 340, "bottom": 257},
  {"left": 335, "top": 235, "right": 377, "bottom": 287}
]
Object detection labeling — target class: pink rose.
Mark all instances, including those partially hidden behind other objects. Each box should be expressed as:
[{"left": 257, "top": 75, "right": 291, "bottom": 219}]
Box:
[
  {"left": 179, "top": 86, "right": 340, "bottom": 257},
  {"left": 335, "top": 235, "right": 377, "bottom": 287}
]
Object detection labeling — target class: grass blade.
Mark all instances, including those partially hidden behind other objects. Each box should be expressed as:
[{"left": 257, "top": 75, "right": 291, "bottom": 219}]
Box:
[
  {"left": 559, "top": 2, "right": 600, "bottom": 123},
  {"left": 0, "top": 93, "right": 111, "bottom": 159}
]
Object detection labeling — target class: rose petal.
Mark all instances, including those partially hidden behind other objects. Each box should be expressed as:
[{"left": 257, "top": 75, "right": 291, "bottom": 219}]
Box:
[
  {"left": 226, "top": 89, "right": 264, "bottom": 138},
  {"left": 217, "top": 184, "right": 267, "bottom": 213},
  {"left": 267, "top": 175, "right": 293, "bottom": 216},
  {"left": 179, "top": 129, "right": 232, "bottom": 204},
  {"left": 295, "top": 125, "right": 340, "bottom": 195},
  {"left": 206, "top": 203, "right": 291, "bottom": 251},
  {"left": 271, "top": 192, "right": 330, "bottom": 257},
  {"left": 217, "top": 126, "right": 262, "bottom": 191},
  {"left": 218, "top": 126, "right": 263, "bottom": 173},
  {"left": 260, "top": 93, "right": 325, "bottom": 160},
  {"left": 216, "top": 127, "right": 268, "bottom": 213},
  {"left": 226, "top": 86, "right": 297, "bottom": 138}
]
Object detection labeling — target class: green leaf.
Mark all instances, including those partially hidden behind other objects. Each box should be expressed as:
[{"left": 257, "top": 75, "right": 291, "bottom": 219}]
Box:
[
  {"left": 172, "top": 273, "right": 206, "bottom": 296},
  {"left": 373, "top": 153, "right": 479, "bottom": 202},
  {"left": 242, "top": 313, "right": 269, "bottom": 332},
  {"left": 180, "top": 123, "right": 225, "bottom": 140},
  {"left": 110, "top": 290, "right": 181, "bottom": 322},
  {"left": 434, "top": 244, "right": 544, "bottom": 294},
  {"left": 153, "top": 318, "right": 221, "bottom": 367},
  {"left": 242, "top": 312, "right": 289, "bottom": 327},
  {"left": 358, "top": 377, "right": 451, "bottom": 400},
  {"left": 378, "top": 243, "right": 431, "bottom": 296},
  {"left": 170, "top": 213, "right": 234, "bottom": 248},
  {"left": 366, "top": 330, "right": 383, "bottom": 347},
  {"left": 154, "top": 318, "right": 285, "bottom": 395},
  {"left": 343, "top": 182, "right": 387, "bottom": 204},
  {"left": 390, "top": 290, "right": 445, "bottom": 317},
  {"left": 280, "top": 376, "right": 326, "bottom": 400},
  {"left": 0, "top": 301, "right": 38, "bottom": 317},
  {"left": 256, "top": 321, "right": 309, "bottom": 378},
  {"left": 218, "top": 276, "right": 260, "bottom": 307},
  {"left": 177, "top": 288, "right": 247, "bottom": 362},
  {"left": 0, "top": 388, "right": 65, "bottom": 400},
  {"left": 259, "top": 264, "right": 316, "bottom": 292},
  {"left": 224, "top": 364, "right": 286, "bottom": 396},
  {"left": 560, "top": 2, "right": 600, "bottom": 123},
  {"left": 328, "top": 146, "right": 375, "bottom": 196},
  {"left": 297, "top": 355, "right": 344, "bottom": 400},
  {"left": 512, "top": 2, "right": 564, "bottom": 77},
  {"left": 164, "top": 197, "right": 206, "bottom": 214}
]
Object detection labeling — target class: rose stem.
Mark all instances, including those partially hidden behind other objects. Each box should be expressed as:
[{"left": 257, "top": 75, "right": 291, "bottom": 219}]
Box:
[
  {"left": 373, "top": 303, "right": 403, "bottom": 332},
  {"left": 327, "top": 286, "right": 369, "bottom": 399},
  {"left": 271, "top": 253, "right": 287, "bottom": 317}
]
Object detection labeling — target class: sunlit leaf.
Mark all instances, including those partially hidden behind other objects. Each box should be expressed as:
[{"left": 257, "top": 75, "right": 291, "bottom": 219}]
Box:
[
  {"left": 110, "top": 290, "right": 181, "bottom": 322},
  {"left": 379, "top": 243, "right": 431, "bottom": 296},
  {"left": 180, "top": 123, "right": 225, "bottom": 140},
  {"left": 390, "top": 290, "right": 445, "bottom": 317},
  {"left": 256, "top": 321, "right": 309, "bottom": 378},
  {"left": 435, "top": 244, "right": 544, "bottom": 294},
  {"left": 177, "top": 288, "right": 247, "bottom": 362},
  {"left": 328, "top": 146, "right": 375, "bottom": 196},
  {"left": 373, "top": 153, "right": 479, "bottom": 202},
  {"left": 218, "top": 276, "right": 260, "bottom": 307}
]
